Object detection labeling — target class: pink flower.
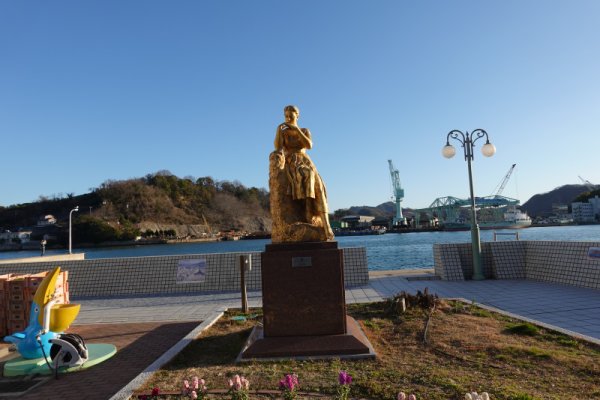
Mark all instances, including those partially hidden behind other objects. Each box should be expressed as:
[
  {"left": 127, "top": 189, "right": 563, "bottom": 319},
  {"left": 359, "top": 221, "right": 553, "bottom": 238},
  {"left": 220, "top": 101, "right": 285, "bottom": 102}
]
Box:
[
  {"left": 280, "top": 373, "right": 298, "bottom": 391},
  {"left": 398, "top": 392, "right": 407, "bottom": 400},
  {"left": 408, "top": 395, "right": 417, "bottom": 400},
  {"left": 192, "top": 376, "right": 199, "bottom": 390},
  {"left": 191, "top": 391, "right": 198, "bottom": 399},
  {"left": 338, "top": 370, "right": 352, "bottom": 385},
  {"left": 241, "top": 376, "right": 250, "bottom": 390}
]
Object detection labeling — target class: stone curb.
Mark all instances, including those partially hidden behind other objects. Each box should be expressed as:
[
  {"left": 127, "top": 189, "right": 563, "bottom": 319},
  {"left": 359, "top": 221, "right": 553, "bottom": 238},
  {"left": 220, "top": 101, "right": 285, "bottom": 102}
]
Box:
[
  {"left": 108, "top": 307, "right": 227, "bottom": 400},
  {"left": 452, "top": 297, "right": 600, "bottom": 346}
]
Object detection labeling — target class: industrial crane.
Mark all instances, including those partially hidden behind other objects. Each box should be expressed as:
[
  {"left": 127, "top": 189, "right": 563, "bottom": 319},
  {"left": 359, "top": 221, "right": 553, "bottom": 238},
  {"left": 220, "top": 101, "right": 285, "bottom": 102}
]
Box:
[
  {"left": 578, "top": 176, "right": 597, "bottom": 191},
  {"left": 388, "top": 160, "right": 406, "bottom": 226},
  {"left": 491, "top": 164, "right": 516, "bottom": 197}
]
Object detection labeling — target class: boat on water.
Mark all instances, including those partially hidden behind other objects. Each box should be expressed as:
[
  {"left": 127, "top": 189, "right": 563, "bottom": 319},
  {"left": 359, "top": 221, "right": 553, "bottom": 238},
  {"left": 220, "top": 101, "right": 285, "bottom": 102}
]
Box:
[{"left": 442, "top": 206, "right": 532, "bottom": 231}]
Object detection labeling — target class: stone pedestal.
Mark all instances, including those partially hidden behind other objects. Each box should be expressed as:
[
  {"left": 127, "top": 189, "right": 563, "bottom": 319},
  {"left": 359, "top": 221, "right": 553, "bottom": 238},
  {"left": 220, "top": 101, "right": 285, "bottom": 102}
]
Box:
[{"left": 240, "top": 241, "right": 375, "bottom": 361}]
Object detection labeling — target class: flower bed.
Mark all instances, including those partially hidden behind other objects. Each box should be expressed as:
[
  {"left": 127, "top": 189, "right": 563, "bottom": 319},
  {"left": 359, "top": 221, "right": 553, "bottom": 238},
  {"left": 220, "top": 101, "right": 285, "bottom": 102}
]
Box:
[{"left": 134, "top": 294, "right": 600, "bottom": 399}]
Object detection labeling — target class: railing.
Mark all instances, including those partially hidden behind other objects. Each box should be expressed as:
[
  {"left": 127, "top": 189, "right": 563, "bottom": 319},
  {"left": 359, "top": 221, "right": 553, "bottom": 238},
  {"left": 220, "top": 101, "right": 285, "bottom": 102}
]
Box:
[{"left": 493, "top": 231, "right": 520, "bottom": 241}]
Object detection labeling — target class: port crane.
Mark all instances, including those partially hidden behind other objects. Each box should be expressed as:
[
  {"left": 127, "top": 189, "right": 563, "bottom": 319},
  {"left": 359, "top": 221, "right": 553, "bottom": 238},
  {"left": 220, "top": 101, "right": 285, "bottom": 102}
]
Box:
[
  {"left": 491, "top": 164, "right": 516, "bottom": 197},
  {"left": 388, "top": 159, "right": 406, "bottom": 226},
  {"left": 578, "top": 176, "right": 597, "bottom": 191}
]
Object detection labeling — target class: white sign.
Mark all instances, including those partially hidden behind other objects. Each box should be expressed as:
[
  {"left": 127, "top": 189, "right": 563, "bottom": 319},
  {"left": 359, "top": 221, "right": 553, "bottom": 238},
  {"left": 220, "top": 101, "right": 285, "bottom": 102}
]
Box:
[
  {"left": 176, "top": 259, "right": 207, "bottom": 283},
  {"left": 588, "top": 247, "right": 600, "bottom": 259}
]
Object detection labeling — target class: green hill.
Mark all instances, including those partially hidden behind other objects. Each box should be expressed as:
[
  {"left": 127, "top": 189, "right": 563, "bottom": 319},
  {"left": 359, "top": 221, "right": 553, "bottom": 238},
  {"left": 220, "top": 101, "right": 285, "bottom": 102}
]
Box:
[{"left": 0, "top": 171, "right": 271, "bottom": 246}]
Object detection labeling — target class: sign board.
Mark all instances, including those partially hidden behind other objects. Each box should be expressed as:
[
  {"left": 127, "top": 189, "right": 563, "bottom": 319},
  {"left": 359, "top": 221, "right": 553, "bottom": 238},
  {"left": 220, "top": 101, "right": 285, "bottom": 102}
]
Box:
[
  {"left": 176, "top": 259, "right": 207, "bottom": 283},
  {"left": 292, "top": 256, "right": 312, "bottom": 267},
  {"left": 588, "top": 247, "right": 600, "bottom": 259}
]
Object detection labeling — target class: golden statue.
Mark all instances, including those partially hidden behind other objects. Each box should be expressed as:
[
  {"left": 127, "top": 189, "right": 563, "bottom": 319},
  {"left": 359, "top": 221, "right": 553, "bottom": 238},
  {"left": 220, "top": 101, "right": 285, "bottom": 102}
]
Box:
[{"left": 269, "top": 105, "right": 335, "bottom": 243}]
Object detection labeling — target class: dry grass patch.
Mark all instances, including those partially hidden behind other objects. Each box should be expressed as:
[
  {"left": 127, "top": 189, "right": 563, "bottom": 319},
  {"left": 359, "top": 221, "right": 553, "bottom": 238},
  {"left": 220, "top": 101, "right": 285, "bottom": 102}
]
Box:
[{"left": 138, "top": 299, "right": 600, "bottom": 400}]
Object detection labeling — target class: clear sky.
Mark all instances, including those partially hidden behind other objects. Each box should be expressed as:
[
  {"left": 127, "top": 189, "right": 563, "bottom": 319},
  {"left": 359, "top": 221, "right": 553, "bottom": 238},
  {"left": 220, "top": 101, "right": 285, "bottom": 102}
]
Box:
[{"left": 1, "top": 1, "right": 599, "bottom": 212}]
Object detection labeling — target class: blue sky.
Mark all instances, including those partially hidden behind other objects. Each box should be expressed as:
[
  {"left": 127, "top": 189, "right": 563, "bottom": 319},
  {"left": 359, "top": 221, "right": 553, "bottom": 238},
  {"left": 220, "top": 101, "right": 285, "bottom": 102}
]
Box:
[{"left": 1, "top": 1, "right": 599, "bottom": 212}]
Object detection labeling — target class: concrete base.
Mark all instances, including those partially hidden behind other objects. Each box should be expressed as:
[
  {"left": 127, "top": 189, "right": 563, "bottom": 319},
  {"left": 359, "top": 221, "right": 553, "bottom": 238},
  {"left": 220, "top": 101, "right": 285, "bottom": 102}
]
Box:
[
  {"left": 0, "top": 253, "right": 85, "bottom": 265},
  {"left": 4, "top": 343, "right": 117, "bottom": 377},
  {"left": 238, "top": 316, "right": 376, "bottom": 361}
]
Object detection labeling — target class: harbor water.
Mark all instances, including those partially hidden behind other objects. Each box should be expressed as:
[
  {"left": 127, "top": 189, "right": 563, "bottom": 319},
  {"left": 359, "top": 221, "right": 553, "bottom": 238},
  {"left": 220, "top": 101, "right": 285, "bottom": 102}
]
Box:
[{"left": 1, "top": 225, "right": 599, "bottom": 271}]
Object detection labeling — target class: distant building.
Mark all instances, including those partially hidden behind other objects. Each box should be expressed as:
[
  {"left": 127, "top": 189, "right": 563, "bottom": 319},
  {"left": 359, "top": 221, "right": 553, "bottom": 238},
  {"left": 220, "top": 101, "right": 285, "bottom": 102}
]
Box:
[
  {"left": 589, "top": 195, "right": 600, "bottom": 219},
  {"left": 0, "top": 229, "right": 31, "bottom": 244},
  {"left": 572, "top": 202, "right": 595, "bottom": 222},
  {"left": 371, "top": 217, "right": 391, "bottom": 229},
  {"left": 340, "top": 215, "right": 375, "bottom": 229},
  {"left": 37, "top": 214, "right": 57, "bottom": 226},
  {"left": 552, "top": 203, "right": 569, "bottom": 216}
]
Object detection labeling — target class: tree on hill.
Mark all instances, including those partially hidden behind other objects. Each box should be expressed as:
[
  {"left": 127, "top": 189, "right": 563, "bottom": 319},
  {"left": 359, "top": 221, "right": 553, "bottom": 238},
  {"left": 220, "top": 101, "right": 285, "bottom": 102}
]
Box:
[{"left": 573, "top": 188, "right": 600, "bottom": 203}]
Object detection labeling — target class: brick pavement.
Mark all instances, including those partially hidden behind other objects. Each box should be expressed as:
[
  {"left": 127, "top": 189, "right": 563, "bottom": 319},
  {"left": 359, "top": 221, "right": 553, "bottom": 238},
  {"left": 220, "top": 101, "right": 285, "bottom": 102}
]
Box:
[{"left": 16, "top": 321, "right": 200, "bottom": 400}]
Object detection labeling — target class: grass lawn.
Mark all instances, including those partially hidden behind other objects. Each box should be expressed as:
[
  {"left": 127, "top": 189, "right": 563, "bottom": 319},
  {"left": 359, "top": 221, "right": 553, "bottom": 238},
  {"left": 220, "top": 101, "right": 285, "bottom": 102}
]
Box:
[{"left": 137, "top": 297, "right": 600, "bottom": 400}]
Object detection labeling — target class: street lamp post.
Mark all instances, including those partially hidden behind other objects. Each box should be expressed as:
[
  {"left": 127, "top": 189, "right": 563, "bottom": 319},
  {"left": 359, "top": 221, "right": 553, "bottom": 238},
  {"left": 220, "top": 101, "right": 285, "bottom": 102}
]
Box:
[
  {"left": 442, "top": 129, "right": 496, "bottom": 280},
  {"left": 69, "top": 206, "right": 79, "bottom": 254}
]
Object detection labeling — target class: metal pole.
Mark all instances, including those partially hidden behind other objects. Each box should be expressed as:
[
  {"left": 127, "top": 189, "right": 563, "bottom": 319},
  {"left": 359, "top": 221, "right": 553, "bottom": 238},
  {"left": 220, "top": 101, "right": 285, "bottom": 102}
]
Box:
[
  {"left": 239, "top": 255, "right": 249, "bottom": 313},
  {"left": 69, "top": 206, "right": 78, "bottom": 255},
  {"left": 466, "top": 151, "right": 484, "bottom": 280},
  {"left": 69, "top": 210, "right": 73, "bottom": 254}
]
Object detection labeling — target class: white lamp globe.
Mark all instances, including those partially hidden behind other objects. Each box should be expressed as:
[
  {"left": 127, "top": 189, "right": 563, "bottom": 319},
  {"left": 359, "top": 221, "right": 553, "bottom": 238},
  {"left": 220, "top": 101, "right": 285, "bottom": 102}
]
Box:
[
  {"left": 442, "top": 144, "right": 456, "bottom": 159},
  {"left": 481, "top": 142, "right": 496, "bottom": 157}
]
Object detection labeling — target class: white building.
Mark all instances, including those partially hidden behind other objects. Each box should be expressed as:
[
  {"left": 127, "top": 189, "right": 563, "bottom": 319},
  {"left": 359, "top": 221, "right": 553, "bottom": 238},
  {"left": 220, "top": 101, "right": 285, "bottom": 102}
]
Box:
[
  {"left": 572, "top": 202, "right": 595, "bottom": 222},
  {"left": 0, "top": 230, "right": 31, "bottom": 244},
  {"left": 37, "top": 214, "right": 57, "bottom": 226},
  {"left": 588, "top": 195, "right": 600, "bottom": 219}
]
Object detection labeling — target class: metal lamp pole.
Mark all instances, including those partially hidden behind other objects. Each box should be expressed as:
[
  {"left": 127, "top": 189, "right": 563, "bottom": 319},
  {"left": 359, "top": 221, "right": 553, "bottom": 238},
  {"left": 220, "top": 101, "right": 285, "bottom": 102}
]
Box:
[
  {"left": 442, "top": 129, "right": 496, "bottom": 280},
  {"left": 69, "top": 206, "right": 79, "bottom": 254}
]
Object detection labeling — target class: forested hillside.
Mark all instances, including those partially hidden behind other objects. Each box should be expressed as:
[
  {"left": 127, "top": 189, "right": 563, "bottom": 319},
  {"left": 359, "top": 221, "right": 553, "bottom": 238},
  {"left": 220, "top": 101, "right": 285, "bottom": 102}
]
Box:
[
  {"left": 521, "top": 184, "right": 591, "bottom": 217},
  {"left": 0, "top": 171, "right": 271, "bottom": 245}
]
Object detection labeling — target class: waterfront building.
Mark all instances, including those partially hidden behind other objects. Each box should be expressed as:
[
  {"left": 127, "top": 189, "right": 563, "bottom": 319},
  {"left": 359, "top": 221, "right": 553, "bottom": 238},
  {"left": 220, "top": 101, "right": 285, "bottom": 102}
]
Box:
[
  {"left": 0, "top": 229, "right": 31, "bottom": 244},
  {"left": 589, "top": 195, "right": 600, "bottom": 219},
  {"left": 572, "top": 202, "right": 595, "bottom": 222},
  {"left": 340, "top": 215, "right": 375, "bottom": 229}
]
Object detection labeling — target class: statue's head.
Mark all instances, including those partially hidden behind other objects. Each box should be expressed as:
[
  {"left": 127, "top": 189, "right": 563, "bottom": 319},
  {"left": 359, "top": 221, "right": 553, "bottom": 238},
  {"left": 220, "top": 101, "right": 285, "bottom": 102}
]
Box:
[{"left": 284, "top": 105, "right": 299, "bottom": 123}]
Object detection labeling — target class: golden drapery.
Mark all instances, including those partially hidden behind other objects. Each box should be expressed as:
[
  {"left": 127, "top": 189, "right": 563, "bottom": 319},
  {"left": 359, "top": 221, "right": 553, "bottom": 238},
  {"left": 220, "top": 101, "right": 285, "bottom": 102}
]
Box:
[{"left": 274, "top": 125, "right": 329, "bottom": 214}]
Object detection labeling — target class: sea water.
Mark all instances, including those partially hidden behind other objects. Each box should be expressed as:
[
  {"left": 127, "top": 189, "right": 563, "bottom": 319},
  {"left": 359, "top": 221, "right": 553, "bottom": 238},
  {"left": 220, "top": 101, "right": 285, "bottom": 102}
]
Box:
[{"left": 1, "top": 225, "right": 599, "bottom": 271}]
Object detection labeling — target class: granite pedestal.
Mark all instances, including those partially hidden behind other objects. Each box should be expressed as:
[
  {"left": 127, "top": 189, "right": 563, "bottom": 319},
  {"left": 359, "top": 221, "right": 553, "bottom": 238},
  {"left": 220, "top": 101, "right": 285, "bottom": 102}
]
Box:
[{"left": 240, "top": 241, "right": 375, "bottom": 360}]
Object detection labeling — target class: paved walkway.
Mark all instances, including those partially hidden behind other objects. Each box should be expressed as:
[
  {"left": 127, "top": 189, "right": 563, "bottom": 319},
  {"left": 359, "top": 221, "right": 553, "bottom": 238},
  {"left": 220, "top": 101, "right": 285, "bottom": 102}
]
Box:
[
  {"left": 18, "top": 321, "right": 199, "bottom": 400},
  {"left": 74, "top": 274, "right": 600, "bottom": 343}
]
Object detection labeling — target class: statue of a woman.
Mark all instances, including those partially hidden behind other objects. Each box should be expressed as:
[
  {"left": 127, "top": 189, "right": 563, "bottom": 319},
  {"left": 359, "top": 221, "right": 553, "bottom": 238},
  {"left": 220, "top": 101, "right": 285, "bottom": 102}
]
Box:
[{"left": 270, "top": 105, "right": 334, "bottom": 242}]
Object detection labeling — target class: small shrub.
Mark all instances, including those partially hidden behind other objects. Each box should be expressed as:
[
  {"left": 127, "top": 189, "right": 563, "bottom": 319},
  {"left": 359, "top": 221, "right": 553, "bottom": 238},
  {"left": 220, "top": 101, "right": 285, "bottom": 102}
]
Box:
[
  {"left": 504, "top": 322, "right": 539, "bottom": 336},
  {"left": 385, "top": 288, "right": 439, "bottom": 318},
  {"left": 471, "top": 308, "right": 492, "bottom": 318}
]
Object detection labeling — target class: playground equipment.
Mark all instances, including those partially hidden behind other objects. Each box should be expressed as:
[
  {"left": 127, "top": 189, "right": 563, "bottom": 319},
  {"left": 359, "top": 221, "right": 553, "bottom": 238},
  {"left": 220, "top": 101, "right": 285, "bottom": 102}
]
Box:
[{"left": 3, "top": 267, "right": 116, "bottom": 377}]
